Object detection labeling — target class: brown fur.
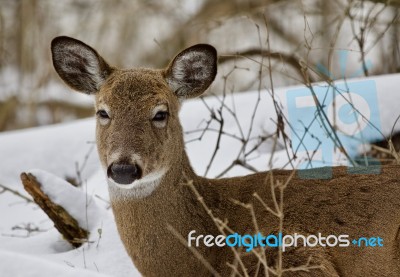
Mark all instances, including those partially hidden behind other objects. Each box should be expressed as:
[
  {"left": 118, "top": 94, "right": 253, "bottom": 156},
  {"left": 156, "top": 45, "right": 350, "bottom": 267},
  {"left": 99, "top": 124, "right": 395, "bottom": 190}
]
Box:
[{"left": 51, "top": 36, "right": 400, "bottom": 277}]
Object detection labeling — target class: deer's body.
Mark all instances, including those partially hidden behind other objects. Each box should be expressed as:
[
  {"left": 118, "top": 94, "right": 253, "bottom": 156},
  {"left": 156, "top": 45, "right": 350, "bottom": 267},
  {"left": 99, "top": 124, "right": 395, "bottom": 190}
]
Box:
[
  {"left": 51, "top": 36, "right": 400, "bottom": 277},
  {"left": 111, "top": 162, "right": 400, "bottom": 277}
]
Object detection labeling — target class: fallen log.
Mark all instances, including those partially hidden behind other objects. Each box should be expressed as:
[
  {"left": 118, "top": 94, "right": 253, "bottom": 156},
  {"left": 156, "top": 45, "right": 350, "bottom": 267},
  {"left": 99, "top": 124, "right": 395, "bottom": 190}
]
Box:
[{"left": 20, "top": 172, "right": 88, "bottom": 247}]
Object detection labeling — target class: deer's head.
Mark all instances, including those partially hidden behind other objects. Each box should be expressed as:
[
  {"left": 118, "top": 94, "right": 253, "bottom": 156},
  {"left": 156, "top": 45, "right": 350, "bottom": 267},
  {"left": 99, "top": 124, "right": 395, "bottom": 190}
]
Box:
[{"left": 51, "top": 36, "right": 217, "bottom": 198}]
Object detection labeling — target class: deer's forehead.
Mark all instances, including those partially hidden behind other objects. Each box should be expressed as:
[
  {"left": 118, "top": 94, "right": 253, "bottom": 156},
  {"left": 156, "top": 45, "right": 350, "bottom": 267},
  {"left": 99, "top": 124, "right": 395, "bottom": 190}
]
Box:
[{"left": 96, "top": 69, "right": 175, "bottom": 108}]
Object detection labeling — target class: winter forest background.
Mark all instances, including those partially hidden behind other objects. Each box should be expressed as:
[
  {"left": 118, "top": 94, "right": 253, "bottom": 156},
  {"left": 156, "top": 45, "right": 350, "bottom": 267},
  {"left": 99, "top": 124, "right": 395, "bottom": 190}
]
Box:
[{"left": 1, "top": 0, "right": 400, "bottom": 131}]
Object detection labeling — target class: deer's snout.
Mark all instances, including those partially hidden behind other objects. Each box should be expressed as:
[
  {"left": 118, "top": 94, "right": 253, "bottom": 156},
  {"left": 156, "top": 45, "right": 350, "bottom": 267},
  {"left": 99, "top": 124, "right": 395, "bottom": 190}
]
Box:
[{"left": 107, "top": 162, "right": 143, "bottom": 185}]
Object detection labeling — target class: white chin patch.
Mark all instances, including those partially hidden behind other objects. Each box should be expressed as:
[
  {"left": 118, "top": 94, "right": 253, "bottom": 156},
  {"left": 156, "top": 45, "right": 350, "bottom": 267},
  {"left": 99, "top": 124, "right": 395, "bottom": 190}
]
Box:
[{"left": 108, "top": 169, "right": 166, "bottom": 198}]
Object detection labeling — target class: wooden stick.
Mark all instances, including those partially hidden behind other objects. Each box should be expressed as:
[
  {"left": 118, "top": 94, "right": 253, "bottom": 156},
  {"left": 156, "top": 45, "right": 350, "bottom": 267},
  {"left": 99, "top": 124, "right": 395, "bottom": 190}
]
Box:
[{"left": 20, "top": 172, "right": 89, "bottom": 247}]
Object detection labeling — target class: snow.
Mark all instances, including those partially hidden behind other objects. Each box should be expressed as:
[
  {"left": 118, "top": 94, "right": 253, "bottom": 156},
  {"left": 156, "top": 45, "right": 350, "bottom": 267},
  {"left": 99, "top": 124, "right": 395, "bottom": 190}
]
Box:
[
  {"left": 1, "top": 73, "right": 400, "bottom": 276},
  {"left": 0, "top": 171, "right": 138, "bottom": 276},
  {"left": 28, "top": 169, "right": 103, "bottom": 232},
  {"left": 0, "top": 118, "right": 98, "bottom": 186},
  {"left": 0, "top": 250, "right": 110, "bottom": 277}
]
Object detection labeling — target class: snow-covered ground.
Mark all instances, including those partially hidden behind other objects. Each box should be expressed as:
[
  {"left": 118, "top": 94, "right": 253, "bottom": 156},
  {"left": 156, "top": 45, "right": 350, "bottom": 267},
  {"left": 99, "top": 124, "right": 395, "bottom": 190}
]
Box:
[{"left": 1, "top": 73, "right": 400, "bottom": 276}]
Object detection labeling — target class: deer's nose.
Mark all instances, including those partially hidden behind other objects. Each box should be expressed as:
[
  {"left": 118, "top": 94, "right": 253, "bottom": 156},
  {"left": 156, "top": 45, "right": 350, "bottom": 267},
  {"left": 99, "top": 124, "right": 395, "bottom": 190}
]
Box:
[{"left": 107, "top": 163, "right": 142, "bottom": 185}]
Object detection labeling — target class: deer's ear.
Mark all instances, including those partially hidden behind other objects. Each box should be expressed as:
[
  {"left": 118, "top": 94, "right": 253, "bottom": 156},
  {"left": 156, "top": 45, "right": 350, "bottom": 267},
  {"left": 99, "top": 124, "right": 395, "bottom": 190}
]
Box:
[
  {"left": 51, "top": 36, "right": 113, "bottom": 94},
  {"left": 165, "top": 44, "right": 217, "bottom": 99}
]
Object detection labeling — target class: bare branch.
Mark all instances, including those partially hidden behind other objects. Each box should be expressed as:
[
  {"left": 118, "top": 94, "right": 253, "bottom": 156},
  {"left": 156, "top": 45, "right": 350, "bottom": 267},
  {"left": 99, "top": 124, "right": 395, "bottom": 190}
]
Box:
[
  {"left": 219, "top": 49, "right": 311, "bottom": 83},
  {"left": 0, "top": 183, "right": 33, "bottom": 203}
]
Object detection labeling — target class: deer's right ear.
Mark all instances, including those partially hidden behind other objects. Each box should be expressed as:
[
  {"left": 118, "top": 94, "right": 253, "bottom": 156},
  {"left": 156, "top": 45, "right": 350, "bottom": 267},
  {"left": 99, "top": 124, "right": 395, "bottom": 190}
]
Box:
[{"left": 51, "top": 36, "right": 113, "bottom": 94}]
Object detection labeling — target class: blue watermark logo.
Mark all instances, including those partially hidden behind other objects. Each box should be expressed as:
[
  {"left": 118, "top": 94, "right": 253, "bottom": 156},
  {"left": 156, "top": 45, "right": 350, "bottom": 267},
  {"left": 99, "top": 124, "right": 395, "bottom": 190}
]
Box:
[{"left": 286, "top": 51, "right": 382, "bottom": 179}]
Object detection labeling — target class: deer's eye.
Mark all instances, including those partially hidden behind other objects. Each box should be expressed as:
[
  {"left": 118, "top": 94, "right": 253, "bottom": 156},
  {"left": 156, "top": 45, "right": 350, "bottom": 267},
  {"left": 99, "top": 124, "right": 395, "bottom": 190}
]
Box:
[
  {"left": 96, "top": 109, "right": 111, "bottom": 125},
  {"left": 96, "top": 110, "right": 110, "bottom": 119},
  {"left": 153, "top": 111, "right": 168, "bottom": 121}
]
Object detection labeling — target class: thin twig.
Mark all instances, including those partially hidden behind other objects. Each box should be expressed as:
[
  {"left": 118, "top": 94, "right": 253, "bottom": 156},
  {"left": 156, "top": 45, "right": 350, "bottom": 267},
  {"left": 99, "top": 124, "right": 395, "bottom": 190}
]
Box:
[{"left": 0, "top": 184, "right": 33, "bottom": 203}]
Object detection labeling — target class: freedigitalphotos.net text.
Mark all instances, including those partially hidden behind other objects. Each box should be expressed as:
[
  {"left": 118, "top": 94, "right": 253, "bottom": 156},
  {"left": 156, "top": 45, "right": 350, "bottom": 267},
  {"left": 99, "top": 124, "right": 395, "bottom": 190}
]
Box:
[{"left": 187, "top": 230, "right": 383, "bottom": 252}]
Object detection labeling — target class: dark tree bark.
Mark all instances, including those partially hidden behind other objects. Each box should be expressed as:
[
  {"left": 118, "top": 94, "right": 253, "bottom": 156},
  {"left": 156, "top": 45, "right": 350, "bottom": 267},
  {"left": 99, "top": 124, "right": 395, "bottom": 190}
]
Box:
[{"left": 20, "top": 172, "right": 88, "bottom": 248}]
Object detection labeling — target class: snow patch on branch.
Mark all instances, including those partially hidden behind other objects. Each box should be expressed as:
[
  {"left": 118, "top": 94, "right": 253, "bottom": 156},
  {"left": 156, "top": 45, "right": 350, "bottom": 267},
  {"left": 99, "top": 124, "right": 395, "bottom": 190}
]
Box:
[{"left": 28, "top": 169, "right": 103, "bottom": 232}]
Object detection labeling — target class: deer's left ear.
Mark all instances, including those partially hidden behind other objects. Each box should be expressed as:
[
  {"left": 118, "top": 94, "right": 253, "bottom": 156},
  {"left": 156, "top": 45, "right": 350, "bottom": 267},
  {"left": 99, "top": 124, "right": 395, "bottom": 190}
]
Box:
[{"left": 165, "top": 44, "right": 217, "bottom": 99}]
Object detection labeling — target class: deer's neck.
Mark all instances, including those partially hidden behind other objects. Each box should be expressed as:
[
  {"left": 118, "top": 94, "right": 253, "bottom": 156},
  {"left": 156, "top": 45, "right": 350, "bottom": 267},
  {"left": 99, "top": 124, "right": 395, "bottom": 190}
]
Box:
[{"left": 108, "top": 150, "right": 214, "bottom": 274}]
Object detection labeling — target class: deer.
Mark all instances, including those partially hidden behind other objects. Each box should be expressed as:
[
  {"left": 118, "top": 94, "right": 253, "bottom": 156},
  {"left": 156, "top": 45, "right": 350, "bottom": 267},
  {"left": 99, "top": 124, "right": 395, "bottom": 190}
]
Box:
[{"left": 51, "top": 36, "right": 400, "bottom": 277}]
